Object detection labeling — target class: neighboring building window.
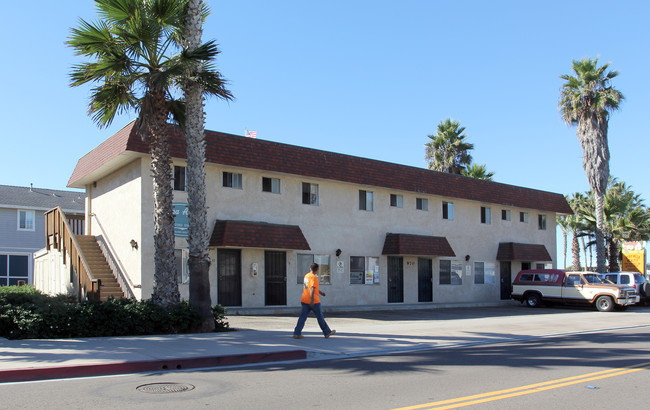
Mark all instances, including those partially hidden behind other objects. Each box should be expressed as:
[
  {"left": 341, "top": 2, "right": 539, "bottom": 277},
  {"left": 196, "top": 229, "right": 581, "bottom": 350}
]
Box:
[
  {"left": 0, "top": 254, "right": 29, "bottom": 286},
  {"left": 439, "top": 260, "right": 462, "bottom": 285},
  {"left": 390, "top": 194, "right": 403, "bottom": 208},
  {"left": 302, "top": 183, "right": 319, "bottom": 205},
  {"left": 502, "top": 209, "right": 511, "bottom": 221},
  {"left": 480, "top": 206, "right": 491, "bottom": 224},
  {"left": 520, "top": 212, "right": 528, "bottom": 223},
  {"left": 175, "top": 249, "right": 189, "bottom": 284},
  {"left": 17, "top": 210, "right": 35, "bottom": 231},
  {"left": 359, "top": 190, "right": 374, "bottom": 211},
  {"left": 442, "top": 201, "right": 454, "bottom": 220},
  {"left": 536, "top": 263, "right": 546, "bottom": 270},
  {"left": 297, "top": 254, "right": 330, "bottom": 284},
  {"left": 416, "top": 198, "right": 428, "bottom": 211},
  {"left": 538, "top": 214, "right": 547, "bottom": 230},
  {"left": 173, "top": 166, "right": 186, "bottom": 191},
  {"left": 262, "top": 177, "right": 281, "bottom": 194},
  {"left": 223, "top": 172, "right": 242, "bottom": 189}
]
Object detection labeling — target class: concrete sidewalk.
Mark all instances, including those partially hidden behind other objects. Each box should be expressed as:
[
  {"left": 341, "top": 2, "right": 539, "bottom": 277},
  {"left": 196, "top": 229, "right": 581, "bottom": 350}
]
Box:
[{"left": 1, "top": 305, "right": 649, "bottom": 383}]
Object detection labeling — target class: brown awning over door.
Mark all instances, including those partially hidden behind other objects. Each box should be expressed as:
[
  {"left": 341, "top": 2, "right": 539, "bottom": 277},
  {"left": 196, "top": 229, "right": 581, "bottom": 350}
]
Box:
[
  {"left": 209, "top": 220, "right": 311, "bottom": 250},
  {"left": 381, "top": 233, "right": 456, "bottom": 256},
  {"left": 496, "top": 242, "right": 552, "bottom": 261}
]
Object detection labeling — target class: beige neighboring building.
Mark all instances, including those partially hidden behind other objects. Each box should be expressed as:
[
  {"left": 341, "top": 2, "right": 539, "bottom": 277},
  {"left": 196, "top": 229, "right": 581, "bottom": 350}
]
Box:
[{"left": 40, "top": 121, "right": 571, "bottom": 309}]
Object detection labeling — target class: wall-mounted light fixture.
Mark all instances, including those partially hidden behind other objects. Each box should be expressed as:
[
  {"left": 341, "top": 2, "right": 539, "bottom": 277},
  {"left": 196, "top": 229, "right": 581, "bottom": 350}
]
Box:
[
  {"left": 130, "top": 239, "right": 138, "bottom": 250},
  {"left": 335, "top": 249, "right": 342, "bottom": 257},
  {"left": 465, "top": 254, "right": 470, "bottom": 261}
]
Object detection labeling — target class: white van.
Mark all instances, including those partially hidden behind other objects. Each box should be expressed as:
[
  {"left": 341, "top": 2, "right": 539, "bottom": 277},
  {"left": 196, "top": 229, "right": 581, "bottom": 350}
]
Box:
[{"left": 599, "top": 272, "right": 646, "bottom": 304}]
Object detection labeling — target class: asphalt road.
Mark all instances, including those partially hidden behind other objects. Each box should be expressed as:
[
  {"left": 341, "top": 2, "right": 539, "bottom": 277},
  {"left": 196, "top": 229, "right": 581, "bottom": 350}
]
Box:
[{"left": 1, "top": 310, "right": 649, "bottom": 409}]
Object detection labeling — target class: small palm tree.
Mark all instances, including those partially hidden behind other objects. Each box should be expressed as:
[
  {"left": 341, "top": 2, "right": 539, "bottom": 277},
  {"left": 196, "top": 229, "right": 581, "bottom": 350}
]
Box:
[
  {"left": 69, "top": 0, "right": 193, "bottom": 307},
  {"left": 461, "top": 163, "right": 494, "bottom": 181},
  {"left": 425, "top": 119, "right": 473, "bottom": 174},
  {"left": 182, "top": 0, "right": 233, "bottom": 331},
  {"left": 559, "top": 58, "right": 624, "bottom": 273}
]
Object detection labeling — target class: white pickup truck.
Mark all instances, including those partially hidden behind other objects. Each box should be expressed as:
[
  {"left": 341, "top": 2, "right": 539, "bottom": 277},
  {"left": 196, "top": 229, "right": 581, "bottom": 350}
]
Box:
[{"left": 511, "top": 269, "right": 637, "bottom": 311}]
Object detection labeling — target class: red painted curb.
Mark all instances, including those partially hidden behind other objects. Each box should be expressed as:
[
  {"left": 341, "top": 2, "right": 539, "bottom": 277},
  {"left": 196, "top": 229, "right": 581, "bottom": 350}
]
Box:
[{"left": 0, "top": 350, "right": 307, "bottom": 383}]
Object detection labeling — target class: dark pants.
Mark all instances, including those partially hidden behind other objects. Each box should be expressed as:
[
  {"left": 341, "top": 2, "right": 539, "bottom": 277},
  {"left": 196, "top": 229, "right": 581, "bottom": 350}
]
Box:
[{"left": 293, "top": 302, "right": 331, "bottom": 336}]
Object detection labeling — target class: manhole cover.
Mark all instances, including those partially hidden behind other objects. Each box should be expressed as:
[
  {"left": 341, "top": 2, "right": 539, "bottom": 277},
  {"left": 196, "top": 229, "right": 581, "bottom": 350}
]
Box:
[{"left": 136, "top": 383, "right": 195, "bottom": 394}]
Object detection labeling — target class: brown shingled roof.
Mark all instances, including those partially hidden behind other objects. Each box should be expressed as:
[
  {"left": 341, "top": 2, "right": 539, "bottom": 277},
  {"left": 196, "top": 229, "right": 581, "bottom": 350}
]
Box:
[
  {"left": 68, "top": 122, "right": 572, "bottom": 214},
  {"left": 382, "top": 233, "right": 456, "bottom": 256},
  {"left": 209, "top": 220, "right": 311, "bottom": 250},
  {"left": 496, "top": 242, "right": 552, "bottom": 261}
]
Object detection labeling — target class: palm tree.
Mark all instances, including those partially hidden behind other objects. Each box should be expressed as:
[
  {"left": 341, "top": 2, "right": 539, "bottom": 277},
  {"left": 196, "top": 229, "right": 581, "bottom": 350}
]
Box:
[
  {"left": 559, "top": 58, "right": 624, "bottom": 273},
  {"left": 69, "top": 0, "right": 192, "bottom": 307},
  {"left": 182, "top": 0, "right": 233, "bottom": 331},
  {"left": 461, "top": 163, "right": 494, "bottom": 181},
  {"left": 567, "top": 193, "right": 587, "bottom": 271},
  {"left": 425, "top": 119, "right": 473, "bottom": 174}
]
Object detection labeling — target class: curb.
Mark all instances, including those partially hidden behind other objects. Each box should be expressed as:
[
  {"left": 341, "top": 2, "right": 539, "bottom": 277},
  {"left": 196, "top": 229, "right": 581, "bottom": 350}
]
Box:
[{"left": 0, "top": 350, "right": 307, "bottom": 383}]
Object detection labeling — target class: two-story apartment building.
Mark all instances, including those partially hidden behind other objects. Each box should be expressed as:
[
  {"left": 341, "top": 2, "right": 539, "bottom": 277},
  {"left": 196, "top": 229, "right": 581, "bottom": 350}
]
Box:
[
  {"left": 42, "top": 121, "right": 571, "bottom": 309},
  {"left": 0, "top": 184, "right": 84, "bottom": 286}
]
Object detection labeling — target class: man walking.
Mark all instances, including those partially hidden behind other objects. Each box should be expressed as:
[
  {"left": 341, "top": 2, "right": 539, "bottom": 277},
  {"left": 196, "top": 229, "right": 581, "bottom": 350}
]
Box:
[{"left": 293, "top": 263, "right": 336, "bottom": 339}]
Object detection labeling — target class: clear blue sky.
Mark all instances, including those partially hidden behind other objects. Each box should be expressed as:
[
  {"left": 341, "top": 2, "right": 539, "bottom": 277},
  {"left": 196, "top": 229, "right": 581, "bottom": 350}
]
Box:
[{"left": 1, "top": 1, "right": 648, "bottom": 266}]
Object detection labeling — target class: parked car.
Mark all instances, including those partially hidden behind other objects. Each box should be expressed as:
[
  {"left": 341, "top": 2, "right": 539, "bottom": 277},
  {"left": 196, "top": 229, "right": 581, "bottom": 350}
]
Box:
[
  {"left": 599, "top": 272, "right": 647, "bottom": 304},
  {"left": 511, "top": 269, "right": 637, "bottom": 312}
]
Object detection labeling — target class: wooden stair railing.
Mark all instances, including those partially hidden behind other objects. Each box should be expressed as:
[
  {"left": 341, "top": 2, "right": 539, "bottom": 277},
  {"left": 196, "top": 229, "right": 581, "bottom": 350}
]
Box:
[{"left": 45, "top": 207, "right": 100, "bottom": 301}]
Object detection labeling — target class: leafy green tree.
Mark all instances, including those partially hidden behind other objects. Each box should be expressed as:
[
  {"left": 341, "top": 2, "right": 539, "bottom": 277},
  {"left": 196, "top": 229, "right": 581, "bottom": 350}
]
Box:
[
  {"left": 461, "top": 163, "right": 494, "bottom": 181},
  {"left": 69, "top": 0, "right": 194, "bottom": 307},
  {"left": 181, "top": 0, "right": 233, "bottom": 331},
  {"left": 425, "top": 119, "right": 473, "bottom": 174},
  {"left": 559, "top": 58, "right": 624, "bottom": 273}
]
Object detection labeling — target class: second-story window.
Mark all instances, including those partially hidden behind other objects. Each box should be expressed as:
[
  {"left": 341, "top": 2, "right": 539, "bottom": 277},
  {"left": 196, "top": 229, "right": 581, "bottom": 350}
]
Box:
[
  {"left": 502, "top": 209, "right": 511, "bottom": 221},
  {"left": 442, "top": 201, "right": 454, "bottom": 219},
  {"left": 17, "top": 210, "right": 35, "bottom": 231},
  {"left": 538, "top": 214, "right": 547, "bottom": 230},
  {"left": 481, "top": 206, "right": 491, "bottom": 224},
  {"left": 359, "top": 190, "right": 374, "bottom": 211},
  {"left": 390, "top": 194, "right": 403, "bottom": 208},
  {"left": 302, "top": 182, "right": 319, "bottom": 205},
  {"left": 416, "top": 198, "right": 428, "bottom": 211},
  {"left": 223, "top": 172, "right": 242, "bottom": 189},
  {"left": 262, "top": 177, "right": 281, "bottom": 194},
  {"left": 173, "top": 166, "right": 186, "bottom": 191},
  {"left": 520, "top": 212, "right": 528, "bottom": 223}
]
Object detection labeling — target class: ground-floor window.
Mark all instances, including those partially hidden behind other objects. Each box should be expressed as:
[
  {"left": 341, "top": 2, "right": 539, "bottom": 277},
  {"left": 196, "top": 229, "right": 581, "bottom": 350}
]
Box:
[
  {"left": 297, "top": 254, "right": 330, "bottom": 284},
  {"left": 440, "top": 259, "right": 462, "bottom": 285},
  {"left": 0, "top": 254, "right": 29, "bottom": 286},
  {"left": 350, "top": 256, "right": 379, "bottom": 284},
  {"left": 474, "top": 262, "right": 496, "bottom": 284}
]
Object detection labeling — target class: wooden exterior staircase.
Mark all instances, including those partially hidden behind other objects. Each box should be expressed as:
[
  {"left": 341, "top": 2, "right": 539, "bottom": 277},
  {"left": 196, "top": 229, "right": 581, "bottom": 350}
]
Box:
[
  {"left": 44, "top": 207, "right": 125, "bottom": 302},
  {"left": 75, "top": 236, "right": 125, "bottom": 301}
]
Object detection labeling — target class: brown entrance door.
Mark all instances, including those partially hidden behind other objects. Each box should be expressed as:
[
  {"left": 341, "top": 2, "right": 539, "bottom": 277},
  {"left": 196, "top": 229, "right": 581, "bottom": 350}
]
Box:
[
  {"left": 217, "top": 249, "right": 242, "bottom": 306},
  {"left": 388, "top": 256, "right": 404, "bottom": 303},
  {"left": 265, "top": 251, "right": 287, "bottom": 305},
  {"left": 418, "top": 258, "right": 433, "bottom": 302},
  {"left": 500, "top": 261, "right": 511, "bottom": 300}
]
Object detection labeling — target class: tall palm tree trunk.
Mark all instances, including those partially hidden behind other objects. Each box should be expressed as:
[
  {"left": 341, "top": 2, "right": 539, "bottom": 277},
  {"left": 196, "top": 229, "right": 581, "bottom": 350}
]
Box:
[
  {"left": 571, "top": 232, "right": 581, "bottom": 271},
  {"left": 593, "top": 192, "right": 608, "bottom": 272},
  {"left": 144, "top": 90, "right": 180, "bottom": 308},
  {"left": 184, "top": 0, "right": 214, "bottom": 331}
]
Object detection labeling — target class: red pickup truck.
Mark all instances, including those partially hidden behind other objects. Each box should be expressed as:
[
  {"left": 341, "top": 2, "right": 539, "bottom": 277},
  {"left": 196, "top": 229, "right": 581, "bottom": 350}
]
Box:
[{"left": 511, "top": 269, "right": 637, "bottom": 311}]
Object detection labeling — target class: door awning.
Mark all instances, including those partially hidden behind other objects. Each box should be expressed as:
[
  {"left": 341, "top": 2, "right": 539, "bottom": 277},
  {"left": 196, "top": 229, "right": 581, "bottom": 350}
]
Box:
[
  {"left": 209, "top": 220, "right": 311, "bottom": 250},
  {"left": 496, "top": 242, "right": 552, "bottom": 261},
  {"left": 381, "top": 233, "right": 455, "bottom": 257}
]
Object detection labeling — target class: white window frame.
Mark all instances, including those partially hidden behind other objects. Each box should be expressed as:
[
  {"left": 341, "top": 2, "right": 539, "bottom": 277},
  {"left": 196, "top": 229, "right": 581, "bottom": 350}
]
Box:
[
  {"left": 17, "top": 210, "right": 35, "bottom": 231},
  {"left": 359, "top": 190, "right": 374, "bottom": 211},
  {"left": 520, "top": 212, "right": 529, "bottom": 223},
  {"left": 501, "top": 209, "right": 511, "bottom": 221},
  {"left": 480, "top": 206, "right": 491, "bottom": 224},
  {"left": 223, "top": 171, "right": 243, "bottom": 189},
  {"left": 302, "top": 182, "right": 319, "bottom": 205},
  {"left": 297, "top": 253, "right": 330, "bottom": 284},
  {"left": 416, "top": 198, "right": 428, "bottom": 211},
  {"left": 262, "top": 177, "right": 281, "bottom": 194},
  {"left": 538, "top": 214, "right": 547, "bottom": 230},
  {"left": 390, "top": 194, "right": 403, "bottom": 208},
  {"left": 442, "top": 201, "right": 454, "bottom": 220}
]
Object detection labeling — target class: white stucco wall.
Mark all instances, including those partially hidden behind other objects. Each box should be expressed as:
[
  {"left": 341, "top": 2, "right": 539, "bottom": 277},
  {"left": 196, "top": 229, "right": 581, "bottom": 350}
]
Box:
[{"left": 88, "top": 156, "right": 558, "bottom": 308}]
